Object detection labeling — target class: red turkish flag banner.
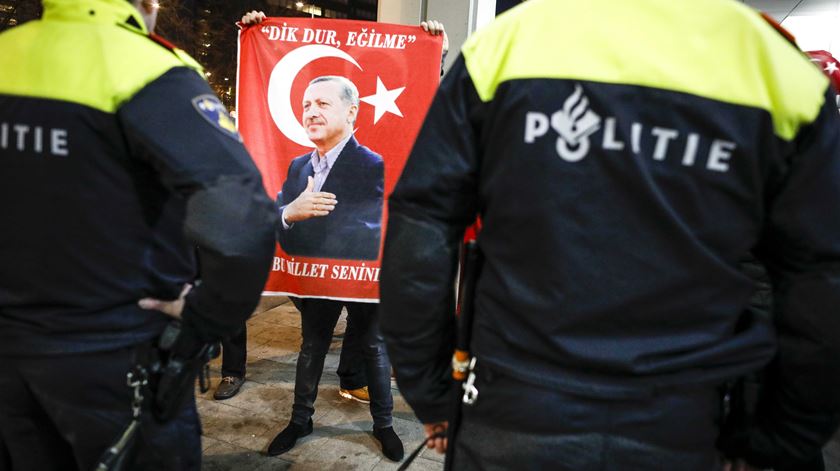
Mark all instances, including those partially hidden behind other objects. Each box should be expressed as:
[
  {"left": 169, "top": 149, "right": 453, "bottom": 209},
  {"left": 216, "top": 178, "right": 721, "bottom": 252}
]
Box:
[
  {"left": 237, "top": 18, "right": 442, "bottom": 301},
  {"left": 807, "top": 50, "right": 840, "bottom": 112}
]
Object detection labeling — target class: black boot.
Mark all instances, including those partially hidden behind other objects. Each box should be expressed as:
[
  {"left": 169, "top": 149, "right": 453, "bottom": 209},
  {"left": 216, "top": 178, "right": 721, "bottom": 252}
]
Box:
[
  {"left": 267, "top": 419, "right": 313, "bottom": 456},
  {"left": 373, "top": 426, "right": 404, "bottom": 461}
]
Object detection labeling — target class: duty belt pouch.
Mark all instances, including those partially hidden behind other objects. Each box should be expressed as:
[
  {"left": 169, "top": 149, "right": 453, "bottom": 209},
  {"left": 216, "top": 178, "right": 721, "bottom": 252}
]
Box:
[{"left": 149, "top": 321, "right": 220, "bottom": 422}]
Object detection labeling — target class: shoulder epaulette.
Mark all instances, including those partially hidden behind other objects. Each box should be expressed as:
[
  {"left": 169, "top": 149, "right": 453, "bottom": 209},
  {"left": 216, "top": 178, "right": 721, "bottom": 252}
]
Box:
[
  {"left": 760, "top": 12, "right": 797, "bottom": 47},
  {"left": 149, "top": 33, "right": 178, "bottom": 52}
]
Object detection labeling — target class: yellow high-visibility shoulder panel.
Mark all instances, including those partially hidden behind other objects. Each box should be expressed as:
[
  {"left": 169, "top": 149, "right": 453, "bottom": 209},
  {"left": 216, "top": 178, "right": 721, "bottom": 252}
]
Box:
[
  {"left": 0, "top": 0, "right": 204, "bottom": 113},
  {"left": 462, "top": 0, "right": 828, "bottom": 141}
]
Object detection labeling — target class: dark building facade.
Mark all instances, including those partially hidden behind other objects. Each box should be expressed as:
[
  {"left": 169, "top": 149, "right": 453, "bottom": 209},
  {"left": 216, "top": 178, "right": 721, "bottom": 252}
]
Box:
[
  {"left": 267, "top": 0, "right": 377, "bottom": 20},
  {"left": 0, "top": 0, "right": 378, "bottom": 109},
  {"left": 0, "top": 0, "right": 41, "bottom": 30}
]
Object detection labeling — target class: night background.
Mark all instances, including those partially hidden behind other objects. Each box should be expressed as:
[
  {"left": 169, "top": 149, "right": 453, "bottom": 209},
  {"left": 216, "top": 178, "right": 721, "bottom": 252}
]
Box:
[{"left": 0, "top": 0, "right": 379, "bottom": 110}]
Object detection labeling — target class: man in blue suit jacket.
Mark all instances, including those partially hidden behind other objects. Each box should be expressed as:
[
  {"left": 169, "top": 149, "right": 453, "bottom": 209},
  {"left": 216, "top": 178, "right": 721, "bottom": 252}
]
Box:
[{"left": 268, "top": 75, "right": 403, "bottom": 462}]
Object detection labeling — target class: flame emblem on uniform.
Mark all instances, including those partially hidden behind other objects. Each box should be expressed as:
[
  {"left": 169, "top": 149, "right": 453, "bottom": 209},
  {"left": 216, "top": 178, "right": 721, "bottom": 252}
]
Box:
[{"left": 552, "top": 84, "right": 601, "bottom": 162}]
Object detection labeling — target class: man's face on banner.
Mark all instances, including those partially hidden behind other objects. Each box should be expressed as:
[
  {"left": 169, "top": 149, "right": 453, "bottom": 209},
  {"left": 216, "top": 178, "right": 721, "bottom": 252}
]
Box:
[{"left": 302, "top": 80, "right": 357, "bottom": 150}]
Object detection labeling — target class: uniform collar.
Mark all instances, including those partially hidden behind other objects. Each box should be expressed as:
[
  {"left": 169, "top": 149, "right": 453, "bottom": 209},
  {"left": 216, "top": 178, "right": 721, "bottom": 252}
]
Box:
[{"left": 42, "top": 0, "right": 148, "bottom": 35}]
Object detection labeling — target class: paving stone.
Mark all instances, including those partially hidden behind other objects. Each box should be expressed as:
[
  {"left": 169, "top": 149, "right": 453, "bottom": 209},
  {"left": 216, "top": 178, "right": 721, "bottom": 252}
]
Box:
[
  {"left": 202, "top": 439, "right": 293, "bottom": 471},
  {"left": 255, "top": 297, "right": 290, "bottom": 314},
  {"left": 372, "top": 455, "right": 442, "bottom": 471},
  {"left": 199, "top": 298, "right": 442, "bottom": 470}
]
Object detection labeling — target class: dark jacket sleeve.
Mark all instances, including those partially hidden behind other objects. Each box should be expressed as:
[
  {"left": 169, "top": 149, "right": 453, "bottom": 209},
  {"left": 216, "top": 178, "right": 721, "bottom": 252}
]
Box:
[
  {"left": 726, "top": 87, "right": 840, "bottom": 467},
  {"left": 118, "top": 67, "right": 278, "bottom": 341},
  {"left": 380, "top": 56, "right": 484, "bottom": 423},
  {"left": 356, "top": 153, "right": 384, "bottom": 260},
  {"left": 275, "top": 158, "right": 300, "bottom": 243},
  {"left": 361, "top": 153, "right": 385, "bottom": 230}
]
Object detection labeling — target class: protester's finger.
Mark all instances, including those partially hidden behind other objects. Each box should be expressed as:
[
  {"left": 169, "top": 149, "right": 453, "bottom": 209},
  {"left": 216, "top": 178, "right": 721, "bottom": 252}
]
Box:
[
  {"left": 420, "top": 21, "right": 429, "bottom": 32},
  {"left": 241, "top": 10, "right": 266, "bottom": 25}
]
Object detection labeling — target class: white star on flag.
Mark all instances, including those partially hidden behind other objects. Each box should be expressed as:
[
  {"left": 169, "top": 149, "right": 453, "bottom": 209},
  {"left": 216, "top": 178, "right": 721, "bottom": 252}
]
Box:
[
  {"left": 361, "top": 77, "right": 406, "bottom": 124},
  {"left": 826, "top": 62, "right": 839, "bottom": 74}
]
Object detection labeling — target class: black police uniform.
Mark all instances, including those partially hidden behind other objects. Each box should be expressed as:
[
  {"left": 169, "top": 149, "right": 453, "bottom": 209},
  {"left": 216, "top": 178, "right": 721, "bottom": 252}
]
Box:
[
  {"left": 380, "top": 0, "right": 840, "bottom": 469},
  {"left": 0, "top": 0, "right": 277, "bottom": 469}
]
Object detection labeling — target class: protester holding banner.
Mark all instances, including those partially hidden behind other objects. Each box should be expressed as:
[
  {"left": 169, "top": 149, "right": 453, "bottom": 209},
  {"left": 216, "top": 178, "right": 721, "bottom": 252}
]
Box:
[
  {"left": 238, "top": 11, "right": 446, "bottom": 462},
  {"left": 265, "top": 68, "right": 399, "bottom": 463},
  {"left": 380, "top": 0, "right": 840, "bottom": 469},
  {"left": 0, "top": 0, "right": 278, "bottom": 469},
  {"left": 220, "top": 12, "right": 448, "bottom": 406}
]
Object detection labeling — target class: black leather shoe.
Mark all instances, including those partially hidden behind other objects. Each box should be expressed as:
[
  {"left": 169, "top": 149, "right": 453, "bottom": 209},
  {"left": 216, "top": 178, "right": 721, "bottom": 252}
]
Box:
[
  {"left": 373, "top": 426, "right": 404, "bottom": 461},
  {"left": 213, "top": 376, "right": 245, "bottom": 400},
  {"left": 267, "top": 419, "right": 313, "bottom": 456}
]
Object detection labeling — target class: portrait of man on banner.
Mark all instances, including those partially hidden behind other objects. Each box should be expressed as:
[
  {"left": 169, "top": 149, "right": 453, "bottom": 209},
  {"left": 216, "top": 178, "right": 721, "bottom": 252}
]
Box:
[
  {"left": 237, "top": 17, "right": 443, "bottom": 300},
  {"left": 276, "top": 75, "right": 384, "bottom": 261}
]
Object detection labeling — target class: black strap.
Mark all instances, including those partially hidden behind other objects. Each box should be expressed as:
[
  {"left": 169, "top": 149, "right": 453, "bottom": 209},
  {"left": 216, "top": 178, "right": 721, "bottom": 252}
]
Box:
[{"left": 397, "top": 431, "right": 446, "bottom": 471}]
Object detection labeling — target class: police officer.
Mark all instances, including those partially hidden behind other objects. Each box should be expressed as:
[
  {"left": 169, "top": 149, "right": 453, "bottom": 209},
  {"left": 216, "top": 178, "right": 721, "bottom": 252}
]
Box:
[
  {"left": 0, "top": 0, "right": 277, "bottom": 469},
  {"left": 380, "top": 0, "right": 840, "bottom": 469}
]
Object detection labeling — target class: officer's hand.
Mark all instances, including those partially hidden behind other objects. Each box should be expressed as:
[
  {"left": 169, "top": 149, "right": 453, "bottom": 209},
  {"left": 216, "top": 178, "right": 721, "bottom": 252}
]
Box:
[
  {"left": 423, "top": 421, "right": 448, "bottom": 454},
  {"left": 420, "top": 20, "right": 449, "bottom": 55},
  {"left": 241, "top": 10, "right": 266, "bottom": 26},
  {"left": 722, "top": 459, "right": 761, "bottom": 471},
  {"left": 285, "top": 176, "right": 337, "bottom": 223},
  {"left": 138, "top": 284, "right": 192, "bottom": 319}
]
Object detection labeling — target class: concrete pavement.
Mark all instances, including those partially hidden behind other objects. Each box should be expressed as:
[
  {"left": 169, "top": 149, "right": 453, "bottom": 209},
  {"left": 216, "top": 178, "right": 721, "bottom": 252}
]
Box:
[
  {"left": 198, "top": 298, "right": 840, "bottom": 471},
  {"left": 198, "top": 298, "right": 444, "bottom": 471}
]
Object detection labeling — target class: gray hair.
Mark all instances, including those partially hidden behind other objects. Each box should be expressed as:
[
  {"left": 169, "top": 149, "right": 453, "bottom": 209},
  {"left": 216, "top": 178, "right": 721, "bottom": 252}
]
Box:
[{"left": 309, "top": 76, "right": 360, "bottom": 107}]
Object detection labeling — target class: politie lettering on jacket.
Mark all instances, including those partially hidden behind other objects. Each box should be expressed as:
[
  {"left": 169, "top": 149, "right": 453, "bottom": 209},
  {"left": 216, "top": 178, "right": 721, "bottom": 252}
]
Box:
[
  {"left": 272, "top": 256, "right": 380, "bottom": 282},
  {"left": 524, "top": 84, "right": 737, "bottom": 172},
  {"left": 0, "top": 122, "right": 69, "bottom": 157}
]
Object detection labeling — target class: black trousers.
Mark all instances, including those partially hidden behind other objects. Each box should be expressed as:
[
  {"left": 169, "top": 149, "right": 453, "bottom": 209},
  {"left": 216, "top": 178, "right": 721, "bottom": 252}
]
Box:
[
  {"left": 452, "top": 362, "right": 722, "bottom": 471},
  {"left": 221, "top": 300, "right": 368, "bottom": 387},
  {"left": 335, "top": 306, "right": 367, "bottom": 390},
  {"left": 0, "top": 344, "right": 201, "bottom": 471},
  {"left": 290, "top": 298, "right": 393, "bottom": 428},
  {"left": 290, "top": 297, "right": 367, "bottom": 390},
  {"left": 221, "top": 324, "right": 247, "bottom": 378}
]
